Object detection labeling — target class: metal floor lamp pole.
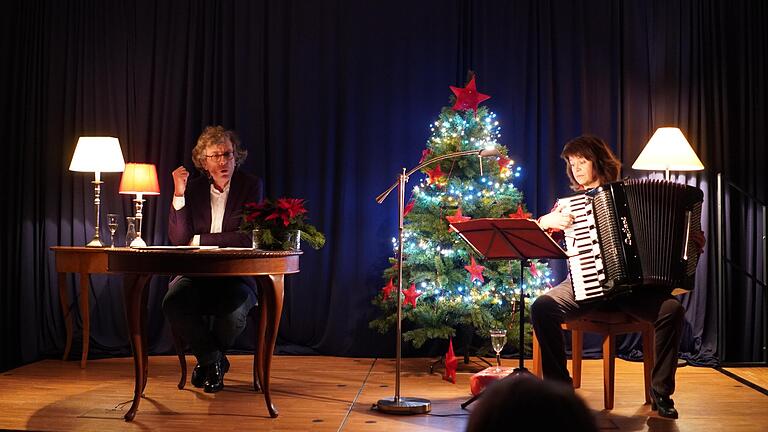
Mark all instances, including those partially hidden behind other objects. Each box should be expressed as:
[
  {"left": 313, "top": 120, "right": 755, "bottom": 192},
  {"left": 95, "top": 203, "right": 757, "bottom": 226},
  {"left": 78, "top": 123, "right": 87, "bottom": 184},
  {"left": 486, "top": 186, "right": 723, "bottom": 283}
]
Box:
[
  {"left": 373, "top": 148, "right": 499, "bottom": 414},
  {"left": 375, "top": 169, "right": 431, "bottom": 414}
]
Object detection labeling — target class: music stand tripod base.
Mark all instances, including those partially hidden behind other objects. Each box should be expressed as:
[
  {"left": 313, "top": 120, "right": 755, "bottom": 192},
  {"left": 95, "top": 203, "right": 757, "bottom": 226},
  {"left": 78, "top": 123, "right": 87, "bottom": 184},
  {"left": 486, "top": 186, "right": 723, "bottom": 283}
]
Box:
[{"left": 376, "top": 397, "right": 432, "bottom": 414}]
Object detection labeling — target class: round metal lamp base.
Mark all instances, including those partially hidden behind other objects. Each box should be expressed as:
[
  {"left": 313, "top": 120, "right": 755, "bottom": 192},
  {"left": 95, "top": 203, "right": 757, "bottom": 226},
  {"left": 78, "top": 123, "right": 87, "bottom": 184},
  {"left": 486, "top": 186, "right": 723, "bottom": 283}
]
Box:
[
  {"left": 376, "top": 397, "right": 431, "bottom": 415},
  {"left": 86, "top": 237, "right": 105, "bottom": 248}
]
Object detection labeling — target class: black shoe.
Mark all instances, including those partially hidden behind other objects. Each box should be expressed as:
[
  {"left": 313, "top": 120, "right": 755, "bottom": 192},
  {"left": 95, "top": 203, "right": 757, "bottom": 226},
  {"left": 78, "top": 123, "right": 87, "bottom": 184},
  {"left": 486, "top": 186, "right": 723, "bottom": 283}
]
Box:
[
  {"left": 191, "top": 363, "right": 209, "bottom": 388},
  {"left": 203, "top": 361, "right": 224, "bottom": 393},
  {"left": 650, "top": 389, "right": 679, "bottom": 419}
]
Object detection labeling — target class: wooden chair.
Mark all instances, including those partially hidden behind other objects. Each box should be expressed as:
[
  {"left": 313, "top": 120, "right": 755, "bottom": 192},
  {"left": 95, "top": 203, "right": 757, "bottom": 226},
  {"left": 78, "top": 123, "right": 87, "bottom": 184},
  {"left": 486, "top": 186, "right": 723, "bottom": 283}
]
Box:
[
  {"left": 532, "top": 310, "right": 654, "bottom": 409},
  {"left": 172, "top": 306, "right": 262, "bottom": 392}
]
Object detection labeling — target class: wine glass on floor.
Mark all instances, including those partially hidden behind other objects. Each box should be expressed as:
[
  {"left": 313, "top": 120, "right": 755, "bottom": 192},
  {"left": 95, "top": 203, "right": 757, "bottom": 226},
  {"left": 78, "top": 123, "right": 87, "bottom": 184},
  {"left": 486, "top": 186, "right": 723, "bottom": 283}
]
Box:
[
  {"left": 107, "top": 214, "right": 118, "bottom": 248},
  {"left": 490, "top": 329, "right": 507, "bottom": 373}
]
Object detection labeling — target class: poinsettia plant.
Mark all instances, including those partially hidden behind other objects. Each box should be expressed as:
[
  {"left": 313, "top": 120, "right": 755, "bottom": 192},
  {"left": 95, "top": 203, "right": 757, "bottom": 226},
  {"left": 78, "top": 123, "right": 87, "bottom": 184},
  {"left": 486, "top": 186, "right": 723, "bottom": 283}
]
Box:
[{"left": 241, "top": 198, "right": 325, "bottom": 250}]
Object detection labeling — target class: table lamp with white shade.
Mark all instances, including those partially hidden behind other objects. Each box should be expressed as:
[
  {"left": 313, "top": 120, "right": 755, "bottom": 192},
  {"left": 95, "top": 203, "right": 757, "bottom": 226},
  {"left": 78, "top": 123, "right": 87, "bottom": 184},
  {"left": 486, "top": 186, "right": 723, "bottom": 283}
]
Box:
[
  {"left": 69, "top": 136, "right": 126, "bottom": 247},
  {"left": 119, "top": 163, "right": 160, "bottom": 247},
  {"left": 632, "top": 127, "right": 704, "bottom": 180}
]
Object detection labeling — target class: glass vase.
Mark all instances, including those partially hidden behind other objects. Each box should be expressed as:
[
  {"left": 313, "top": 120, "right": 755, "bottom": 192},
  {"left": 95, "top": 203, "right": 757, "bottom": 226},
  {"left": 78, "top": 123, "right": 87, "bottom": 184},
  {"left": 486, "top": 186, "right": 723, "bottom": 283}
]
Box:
[
  {"left": 125, "top": 217, "right": 138, "bottom": 247},
  {"left": 285, "top": 230, "right": 301, "bottom": 251},
  {"left": 252, "top": 228, "right": 262, "bottom": 250}
]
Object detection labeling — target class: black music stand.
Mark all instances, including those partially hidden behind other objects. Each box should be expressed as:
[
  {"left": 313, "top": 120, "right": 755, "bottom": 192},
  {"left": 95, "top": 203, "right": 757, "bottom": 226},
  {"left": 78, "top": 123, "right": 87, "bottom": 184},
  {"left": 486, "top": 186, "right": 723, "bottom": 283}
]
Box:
[{"left": 449, "top": 218, "right": 567, "bottom": 408}]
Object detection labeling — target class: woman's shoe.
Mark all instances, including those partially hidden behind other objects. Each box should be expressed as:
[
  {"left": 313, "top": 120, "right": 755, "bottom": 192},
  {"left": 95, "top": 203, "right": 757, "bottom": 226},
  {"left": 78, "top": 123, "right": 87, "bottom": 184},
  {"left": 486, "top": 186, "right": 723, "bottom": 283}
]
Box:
[{"left": 650, "top": 389, "right": 679, "bottom": 419}]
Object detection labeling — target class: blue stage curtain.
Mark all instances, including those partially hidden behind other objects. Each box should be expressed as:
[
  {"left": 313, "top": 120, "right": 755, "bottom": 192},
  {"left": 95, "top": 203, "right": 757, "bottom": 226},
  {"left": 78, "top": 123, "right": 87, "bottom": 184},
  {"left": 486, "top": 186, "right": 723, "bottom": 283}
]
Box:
[{"left": 1, "top": 0, "right": 765, "bottom": 372}]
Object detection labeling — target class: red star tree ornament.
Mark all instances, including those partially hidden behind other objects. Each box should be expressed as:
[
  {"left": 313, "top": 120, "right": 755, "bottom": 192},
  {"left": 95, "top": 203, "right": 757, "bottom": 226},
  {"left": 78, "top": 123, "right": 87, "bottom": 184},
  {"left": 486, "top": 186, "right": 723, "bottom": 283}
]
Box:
[
  {"left": 497, "top": 155, "right": 511, "bottom": 169},
  {"left": 530, "top": 261, "right": 553, "bottom": 289},
  {"left": 426, "top": 164, "right": 445, "bottom": 185},
  {"left": 402, "top": 283, "right": 422, "bottom": 308},
  {"left": 403, "top": 200, "right": 415, "bottom": 217},
  {"left": 449, "top": 76, "right": 491, "bottom": 112},
  {"left": 419, "top": 149, "right": 432, "bottom": 163},
  {"left": 508, "top": 204, "right": 532, "bottom": 219},
  {"left": 381, "top": 278, "right": 396, "bottom": 301},
  {"left": 446, "top": 206, "right": 471, "bottom": 224},
  {"left": 464, "top": 256, "right": 485, "bottom": 283},
  {"left": 443, "top": 337, "right": 458, "bottom": 383}
]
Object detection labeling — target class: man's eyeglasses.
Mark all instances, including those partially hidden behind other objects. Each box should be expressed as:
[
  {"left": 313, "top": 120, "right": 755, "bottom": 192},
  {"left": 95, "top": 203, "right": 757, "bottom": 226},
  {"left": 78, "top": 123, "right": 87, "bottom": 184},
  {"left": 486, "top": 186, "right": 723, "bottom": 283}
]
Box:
[{"left": 205, "top": 151, "right": 234, "bottom": 162}]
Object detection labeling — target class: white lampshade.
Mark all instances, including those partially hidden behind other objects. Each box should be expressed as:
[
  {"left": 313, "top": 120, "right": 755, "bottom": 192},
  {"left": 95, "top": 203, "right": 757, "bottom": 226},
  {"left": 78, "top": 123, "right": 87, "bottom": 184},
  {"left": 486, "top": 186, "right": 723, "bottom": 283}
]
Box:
[
  {"left": 69, "top": 136, "right": 126, "bottom": 173},
  {"left": 632, "top": 127, "right": 704, "bottom": 172},
  {"left": 69, "top": 136, "right": 126, "bottom": 247}
]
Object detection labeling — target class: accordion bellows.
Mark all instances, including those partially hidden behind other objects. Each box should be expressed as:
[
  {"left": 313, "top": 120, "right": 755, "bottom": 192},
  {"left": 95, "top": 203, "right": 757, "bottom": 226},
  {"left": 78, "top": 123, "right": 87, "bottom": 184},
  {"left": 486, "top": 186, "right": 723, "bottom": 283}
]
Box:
[{"left": 561, "top": 179, "right": 704, "bottom": 303}]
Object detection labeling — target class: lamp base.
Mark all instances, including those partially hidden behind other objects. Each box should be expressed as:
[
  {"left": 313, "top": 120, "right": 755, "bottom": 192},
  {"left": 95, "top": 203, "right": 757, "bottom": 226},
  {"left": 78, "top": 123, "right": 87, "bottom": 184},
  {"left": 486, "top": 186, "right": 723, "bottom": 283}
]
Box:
[
  {"left": 130, "top": 237, "right": 147, "bottom": 248},
  {"left": 376, "top": 397, "right": 431, "bottom": 415},
  {"left": 86, "top": 236, "right": 105, "bottom": 248}
]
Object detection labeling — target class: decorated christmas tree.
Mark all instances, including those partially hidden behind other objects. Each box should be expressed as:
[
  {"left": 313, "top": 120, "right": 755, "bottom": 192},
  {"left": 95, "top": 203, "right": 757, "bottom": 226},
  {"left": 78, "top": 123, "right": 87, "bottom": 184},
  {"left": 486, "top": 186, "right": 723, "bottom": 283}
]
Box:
[{"left": 370, "top": 74, "right": 555, "bottom": 356}]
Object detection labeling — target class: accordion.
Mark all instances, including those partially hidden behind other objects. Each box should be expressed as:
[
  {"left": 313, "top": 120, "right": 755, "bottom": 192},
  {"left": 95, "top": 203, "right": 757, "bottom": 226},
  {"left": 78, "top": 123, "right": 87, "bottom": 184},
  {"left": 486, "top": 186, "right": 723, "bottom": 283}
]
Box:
[{"left": 559, "top": 179, "right": 704, "bottom": 303}]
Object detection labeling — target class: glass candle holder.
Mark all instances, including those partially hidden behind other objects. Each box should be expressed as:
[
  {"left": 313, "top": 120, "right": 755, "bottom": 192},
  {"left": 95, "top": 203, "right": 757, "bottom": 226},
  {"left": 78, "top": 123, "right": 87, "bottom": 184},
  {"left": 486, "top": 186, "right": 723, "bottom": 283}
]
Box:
[{"left": 106, "top": 214, "right": 119, "bottom": 248}]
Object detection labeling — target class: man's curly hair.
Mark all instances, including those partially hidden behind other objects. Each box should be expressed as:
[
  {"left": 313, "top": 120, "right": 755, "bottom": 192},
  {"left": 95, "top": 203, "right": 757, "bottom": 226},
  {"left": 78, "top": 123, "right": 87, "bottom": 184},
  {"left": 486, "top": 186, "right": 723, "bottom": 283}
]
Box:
[{"left": 191, "top": 125, "right": 248, "bottom": 174}]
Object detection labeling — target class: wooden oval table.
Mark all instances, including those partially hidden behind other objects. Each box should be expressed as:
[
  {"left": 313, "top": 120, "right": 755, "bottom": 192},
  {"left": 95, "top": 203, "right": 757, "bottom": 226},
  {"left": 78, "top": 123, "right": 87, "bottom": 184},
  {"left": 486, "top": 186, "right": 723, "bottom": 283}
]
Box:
[{"left": 105, "top": 248, "right": 301, "bottom": 421}]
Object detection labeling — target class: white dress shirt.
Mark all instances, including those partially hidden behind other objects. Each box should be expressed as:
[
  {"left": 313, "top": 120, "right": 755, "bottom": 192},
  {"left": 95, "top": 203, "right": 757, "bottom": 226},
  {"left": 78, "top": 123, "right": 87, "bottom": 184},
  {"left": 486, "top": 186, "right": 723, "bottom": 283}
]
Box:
[{"left": 172, "top": 182, "right": 230, "bottom": 246}]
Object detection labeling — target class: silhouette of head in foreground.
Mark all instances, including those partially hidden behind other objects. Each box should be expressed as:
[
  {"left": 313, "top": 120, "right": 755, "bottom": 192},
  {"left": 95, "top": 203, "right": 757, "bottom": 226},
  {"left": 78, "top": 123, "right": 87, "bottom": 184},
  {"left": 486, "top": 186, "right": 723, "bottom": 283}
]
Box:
[{"left": 466, "top": 374, "right": 598, "bottom": 432}]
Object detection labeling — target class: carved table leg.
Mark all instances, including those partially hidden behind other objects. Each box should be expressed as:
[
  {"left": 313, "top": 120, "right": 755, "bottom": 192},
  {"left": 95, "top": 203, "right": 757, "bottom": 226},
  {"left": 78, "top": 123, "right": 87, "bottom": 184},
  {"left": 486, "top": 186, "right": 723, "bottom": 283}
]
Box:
[
  {"left": 173, "top": 332, "right": 187, "bottom": 390},
  {"left": 140, "top": 285, "right": 150, "bottom": 394},
  {"left": 249, "top": 306, "right": 262, "bottom": 393},
  {"left": 256, "top": 279, "right": 268, "bottom": 396},
  {"left": 122, "top": 273, "right": 150, "bottom": 422},
  {"left": 259, "top": 274, "right": 285, "bottom": 418},
  {"left": 58, "top": 273, "right": 73, "bottom": 362},
  {"left": 79, "top": 272, "right": 90, "bottom": 369}
]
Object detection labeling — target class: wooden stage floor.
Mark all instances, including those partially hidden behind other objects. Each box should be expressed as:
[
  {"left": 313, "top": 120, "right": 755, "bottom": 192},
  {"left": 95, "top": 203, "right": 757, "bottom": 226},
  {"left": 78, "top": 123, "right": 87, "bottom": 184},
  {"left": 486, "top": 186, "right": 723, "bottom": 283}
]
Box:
[{"left": 0, "top": 355, "right": 766, "bottom": 431}]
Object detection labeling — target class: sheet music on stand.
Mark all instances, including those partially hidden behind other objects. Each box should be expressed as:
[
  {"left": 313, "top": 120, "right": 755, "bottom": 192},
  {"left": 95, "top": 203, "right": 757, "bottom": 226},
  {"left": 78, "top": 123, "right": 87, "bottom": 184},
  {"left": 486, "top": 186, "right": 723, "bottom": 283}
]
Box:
[
  {"left": 449, "top": 218, "right": 567, "bottom": 409},
  {"left": 449, "top": 218, "right": 567, "bottom": 261}
]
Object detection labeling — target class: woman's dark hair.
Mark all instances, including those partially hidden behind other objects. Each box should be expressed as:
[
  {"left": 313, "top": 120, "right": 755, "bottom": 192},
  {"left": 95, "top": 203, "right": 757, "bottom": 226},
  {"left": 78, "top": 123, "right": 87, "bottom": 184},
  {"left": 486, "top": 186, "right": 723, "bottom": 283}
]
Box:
[{"left": 560, "top": 135, "right": 622, "bottom": 191}]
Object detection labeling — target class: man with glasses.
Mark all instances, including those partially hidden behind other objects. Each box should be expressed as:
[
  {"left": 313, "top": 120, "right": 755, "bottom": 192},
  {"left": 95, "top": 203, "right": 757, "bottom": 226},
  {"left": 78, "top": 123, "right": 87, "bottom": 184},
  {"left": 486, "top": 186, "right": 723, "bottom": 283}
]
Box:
[{"left": 163, "top": 125, "right": 263, "bottom": 393}]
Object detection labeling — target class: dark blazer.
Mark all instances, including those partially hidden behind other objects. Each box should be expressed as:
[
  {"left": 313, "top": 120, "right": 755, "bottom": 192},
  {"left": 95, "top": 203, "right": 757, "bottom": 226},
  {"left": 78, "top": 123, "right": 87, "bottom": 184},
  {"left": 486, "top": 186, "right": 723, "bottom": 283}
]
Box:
[{"left": 168, "top": 169, "right": 263, "bottom": 247}]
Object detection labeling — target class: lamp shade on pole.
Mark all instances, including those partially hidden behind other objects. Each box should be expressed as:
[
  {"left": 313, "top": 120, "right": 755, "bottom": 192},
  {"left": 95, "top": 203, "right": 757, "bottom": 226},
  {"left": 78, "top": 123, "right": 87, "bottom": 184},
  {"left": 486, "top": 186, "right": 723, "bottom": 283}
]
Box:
[
  {"left": 632, "top": 127, "right": 705, "bottom": 172},
  {"left": 119, "top": 163, "right": 161, "bottom": 195},
  {"left": 119, "top": 163, "right": 160, "bottom": 248},
  {"left": 69, "top": 136, "right": 125, "bottom": 247},
  {"left": 69, "top": 137, "right": 126, "bottom": 173}
]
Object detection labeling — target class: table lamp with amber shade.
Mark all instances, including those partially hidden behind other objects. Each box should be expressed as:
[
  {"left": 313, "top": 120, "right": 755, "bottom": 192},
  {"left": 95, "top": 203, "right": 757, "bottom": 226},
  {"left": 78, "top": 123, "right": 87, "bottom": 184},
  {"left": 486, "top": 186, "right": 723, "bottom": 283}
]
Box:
[
  {"left": 119, "top": 163, "right": 160, "bottom": 247},
  {"left": 69, "top": 136, "right": 126, "bottom": 247}
]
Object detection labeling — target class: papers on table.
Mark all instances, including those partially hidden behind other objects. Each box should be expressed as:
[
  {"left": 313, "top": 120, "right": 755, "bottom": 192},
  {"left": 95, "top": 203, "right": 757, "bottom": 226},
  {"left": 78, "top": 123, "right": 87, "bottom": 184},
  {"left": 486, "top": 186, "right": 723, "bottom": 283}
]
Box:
[{"left": 133, "top": 245, "right": 219, "bottom": 250}]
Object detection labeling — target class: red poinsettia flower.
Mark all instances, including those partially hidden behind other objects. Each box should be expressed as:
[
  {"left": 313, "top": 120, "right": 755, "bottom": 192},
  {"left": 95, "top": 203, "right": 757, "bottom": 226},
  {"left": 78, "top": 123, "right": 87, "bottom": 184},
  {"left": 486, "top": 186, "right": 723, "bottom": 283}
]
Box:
[
  {"left": 276, "top": 198, "right": 308, "bottom": 220},
  {"left": 243, "top": 201, "right": 270, "bottom": 222},
  {"left": 263, "top": 198, "right": 308, "bottom": 227},
  {"left": 241, "top": 197, "right": 325, "bottom": 251}
]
